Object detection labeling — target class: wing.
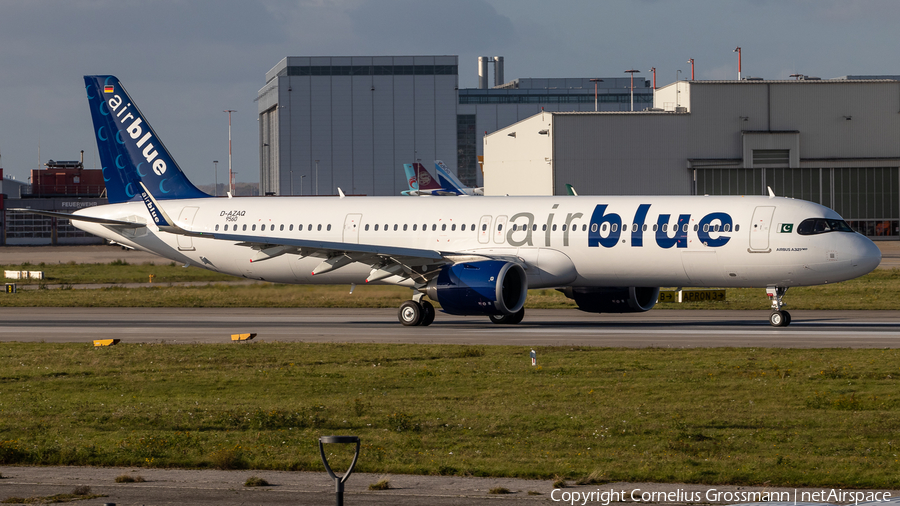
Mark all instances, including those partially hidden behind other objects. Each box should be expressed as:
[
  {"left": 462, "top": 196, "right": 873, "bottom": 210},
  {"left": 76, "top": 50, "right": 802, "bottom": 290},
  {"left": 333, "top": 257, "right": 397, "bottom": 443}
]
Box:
[{"left": 135, "top": 182, "right": 494, "bottom": 284}]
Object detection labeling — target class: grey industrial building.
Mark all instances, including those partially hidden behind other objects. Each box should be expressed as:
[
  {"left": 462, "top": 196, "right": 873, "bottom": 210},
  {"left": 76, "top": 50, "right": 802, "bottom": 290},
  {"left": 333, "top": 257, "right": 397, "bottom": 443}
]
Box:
[
  {"left": 256, "top": 55, "right": 651, "bottom": 196},
  {"left": 484, "top": 78, "right": 900, "bottom": 238}
]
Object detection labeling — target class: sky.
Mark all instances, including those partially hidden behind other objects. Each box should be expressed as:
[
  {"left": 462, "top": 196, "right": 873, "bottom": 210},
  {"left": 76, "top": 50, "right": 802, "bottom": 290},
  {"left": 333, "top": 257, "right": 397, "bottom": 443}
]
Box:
[{"left": 1, "top": 0, "right": 900, "bottom": 186}]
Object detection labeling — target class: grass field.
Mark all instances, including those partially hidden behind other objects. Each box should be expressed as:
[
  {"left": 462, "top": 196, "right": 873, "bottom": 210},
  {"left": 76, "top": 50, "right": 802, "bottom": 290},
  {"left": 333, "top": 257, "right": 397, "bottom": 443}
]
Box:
[
  {"left": 2, "top": 262, "right": 900, "bottom": 310},
  {"left": 0, "top": 342, "right": 898, "bottom": 487}
]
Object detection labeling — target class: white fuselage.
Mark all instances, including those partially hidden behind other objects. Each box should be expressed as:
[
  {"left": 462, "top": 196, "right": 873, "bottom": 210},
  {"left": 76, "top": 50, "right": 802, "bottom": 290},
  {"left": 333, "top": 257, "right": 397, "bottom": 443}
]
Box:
[{"left": 74, "top": 194, "right": 881, "bottom": 289}]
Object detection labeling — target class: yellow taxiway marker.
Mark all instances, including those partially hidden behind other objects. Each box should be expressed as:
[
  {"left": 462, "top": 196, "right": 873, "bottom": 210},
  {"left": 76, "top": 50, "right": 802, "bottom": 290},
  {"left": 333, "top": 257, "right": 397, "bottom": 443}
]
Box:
[
  {"left": 231, "top": 333, "right": 257, "bottom": 342},
  {"left": 93, "top": 339, "right": 121, "bottom": 347}
]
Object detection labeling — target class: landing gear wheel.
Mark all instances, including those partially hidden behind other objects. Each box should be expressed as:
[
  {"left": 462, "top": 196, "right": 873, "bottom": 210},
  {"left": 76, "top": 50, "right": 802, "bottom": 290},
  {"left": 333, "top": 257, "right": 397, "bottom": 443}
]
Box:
[
  {"left": 488, "top": 308, "right": 525, "bottom": 325},
  {"left": 769, "top": 310, "right": 791, "bottom": 327},
  {"left": 420, "top": 301, "right": 436, "bottom": 326},
  {"left": 398, "top": 300, "right": 423, "bottom": 326}
]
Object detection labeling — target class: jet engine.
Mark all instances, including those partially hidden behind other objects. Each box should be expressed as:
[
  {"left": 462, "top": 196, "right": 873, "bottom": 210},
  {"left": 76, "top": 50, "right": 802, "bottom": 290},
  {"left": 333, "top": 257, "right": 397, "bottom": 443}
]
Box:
[
  {"left": 425, "top": 260, "right": 527, "bottom": 316},
  {"left": 560, "top": 286, "right": 660, "bottom": 313}
]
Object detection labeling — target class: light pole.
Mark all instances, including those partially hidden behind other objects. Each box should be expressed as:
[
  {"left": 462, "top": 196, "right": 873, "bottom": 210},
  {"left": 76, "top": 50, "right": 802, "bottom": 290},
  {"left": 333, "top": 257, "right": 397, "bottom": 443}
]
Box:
[
  {"left": 315, "top": 159, "right": 320, "bottom": 196},
  {"left": 589, "top": 78, "right": 603, "bottom": 112},
  {"left": 213, "top": 160, "right": 218, "bottom": 196},
  {"left": 733, "top": 47, "right": 742, "bottom": 80},
  {"left": 299, "top": 174, "right": 306, "bottom": 196},
  {"left": 687, "top": 59, "right": 694, "bottom": 80},
  {"left": 224, "top": 110, "right": 236, "bottom": 195},
  {"left": 624, "top": 69, "right": 640, "bottom": 112},
  {"left": 648, "top": 67, "right": 656, "bottom": 90}
]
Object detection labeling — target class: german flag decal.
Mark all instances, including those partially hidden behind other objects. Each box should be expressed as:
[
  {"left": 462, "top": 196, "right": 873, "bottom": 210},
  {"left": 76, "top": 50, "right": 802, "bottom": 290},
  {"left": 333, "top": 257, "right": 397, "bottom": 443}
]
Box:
[{"left": 104, "top": 85, "right": 114, "bottom": 93}]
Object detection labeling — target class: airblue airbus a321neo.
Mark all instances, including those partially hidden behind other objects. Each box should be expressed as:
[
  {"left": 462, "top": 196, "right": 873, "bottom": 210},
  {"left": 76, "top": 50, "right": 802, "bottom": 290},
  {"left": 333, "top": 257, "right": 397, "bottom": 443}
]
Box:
[{"left": 16, "top": 76, "right": 882, "bottom": 327}]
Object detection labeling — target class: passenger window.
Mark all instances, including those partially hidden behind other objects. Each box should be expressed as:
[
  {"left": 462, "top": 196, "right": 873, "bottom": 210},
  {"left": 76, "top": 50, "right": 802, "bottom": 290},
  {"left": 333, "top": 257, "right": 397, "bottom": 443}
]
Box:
[
  {"left": 583, "top": 224, "right": 587, "bottom": 232},
  {"left": 280, "top": 224, "right": 284, "bottom": 231},
  {"left": 542, "top": 224, "right": 547, "bottom": 231},
  {"left": 432, "top": 224, "right": 437, "bottom": 231},
  {"left": 393, "top": 224, "right": 398, "bottom": 231},
  {"left": 562, "top": 224, "right": 567, "bottom": 232},
  {"left": 242, "top": 224, "right": 247, "bottom": 231},
  {"left": 461, "top": 224, "right": 465, "bottom": 231},
  {"left": 307, "top": 224, "right": 312, "bottom": 230},
  {"left": 601, "top": 224, "right": 607, "bottom": 232},
  {"left": 642, "top": 224, "right": 647, "bottom": 232},
  {"left": 724, "top": 224, "right": 731, "bottom": 232},
  {"left": 260, "top": 224, "right": 265, "bottom": 231},
  {"left": 413, "top": 224, "right": 417, "bottom": 231},
  {"left": 365, "top": 224, "right": 370, "bottom": 231},
  {"left": 533, "top": 224, "right": 538, "bottom": 231},
  {"left": 299, "top": 224, "right": 304, "bottom": 231},
  {"left": 632, "top": 223, "right": 637, "bottom": 232},
  {"left": 497, "top": 224, "right": 502, "bottom": 231},
  {"left": 403, "top": 224, "right": 408, "bottom": 231},
  {"left": 693, "top": 224, "right": 698, "bottom": 232},
  {"left": 662, "top": 224, "right": 667, "bottom": 232},
  {"left": 482, "top": 224, "right": 487, "bottom": 231},
  {"left": 442, "top": 224, "right": 447, "bottom": 231},
  {"left": 611, "top": 224, "right": 617, "bottom": 233},
  {"left": 451, "top": 224, "right": 456, "bottom": 231},
  {"left": 683, "top": 224, "right": 688, "bottom": 233},
  {"left": 374, "top": 224, "right": 379, "bottom": 231},
  {"left": 735, "top": 224, "right": 740, "bottom": 231},
  {"left": 252, "top": 224, "right": 257, "bottom": 231},
  {"left": 215, "top": 224, "right": 220, "bottom": 231},
  {"left": 591, "top": 223, "right": 598, "bottom": 233},
  {"left": 713, "top": 224, "right": 720, "bottom": 232},
  {"left": 652, "top": 224, "right": 658, "bottom": 232},
  {"left": 290, "top": 224, "right": 294, "bottom": 231},
  {"left": 384, "top": 224, "right": 388, "bottom": 231},
  {"left": 703, "top": 224, "right": 709, "bottom": 232},
  {"left": 317, "top": 224, "right": 322, "bottom": 231},
  {"left": 223, "top": 224, "right": 228, "bottom": 231},
  {"left": 327, "top": 224, "right": 331, "bottom": 231}
]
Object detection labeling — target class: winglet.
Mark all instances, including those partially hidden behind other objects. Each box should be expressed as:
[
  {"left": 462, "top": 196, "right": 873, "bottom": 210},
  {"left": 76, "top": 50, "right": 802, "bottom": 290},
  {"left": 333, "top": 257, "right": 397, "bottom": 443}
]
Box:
[
  {"left": 138, "top": 181, "right": 207, "bottom": 237},
  {"left": 338, "top": 187, "right": 346, "bottom": 198},
  {"left": 767, "top": 186, "right": 776, "bottom": 198}
]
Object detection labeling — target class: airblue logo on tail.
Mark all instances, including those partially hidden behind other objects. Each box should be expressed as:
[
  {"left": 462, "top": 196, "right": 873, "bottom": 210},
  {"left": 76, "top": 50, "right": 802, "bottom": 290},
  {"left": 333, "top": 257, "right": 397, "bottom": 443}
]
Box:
[{"left": 85, "top": 75, "right": 210, "bottom": 204}]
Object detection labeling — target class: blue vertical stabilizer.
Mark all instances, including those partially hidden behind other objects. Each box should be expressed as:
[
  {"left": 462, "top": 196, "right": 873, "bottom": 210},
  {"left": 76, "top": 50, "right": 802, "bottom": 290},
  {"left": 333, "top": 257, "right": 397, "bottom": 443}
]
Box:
[{"left": 84, "top": 75, "right": 210, "bottom": 203}]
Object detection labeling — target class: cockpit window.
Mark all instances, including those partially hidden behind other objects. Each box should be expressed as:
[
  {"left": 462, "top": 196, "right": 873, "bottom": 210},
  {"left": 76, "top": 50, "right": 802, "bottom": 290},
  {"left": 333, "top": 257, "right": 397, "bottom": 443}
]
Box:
[{"left": 797, "top": 218, "right": 855, "bottom": 235}]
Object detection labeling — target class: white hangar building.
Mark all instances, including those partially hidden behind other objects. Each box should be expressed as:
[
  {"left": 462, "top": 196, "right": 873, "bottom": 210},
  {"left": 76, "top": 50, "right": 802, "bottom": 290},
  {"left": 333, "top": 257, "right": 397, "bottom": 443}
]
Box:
[
  {"left": 484, "top": 77, "right": 900, "bottom": 238},
  {"left": 256, "top": 55, "right": 651, "bottom": 197}
]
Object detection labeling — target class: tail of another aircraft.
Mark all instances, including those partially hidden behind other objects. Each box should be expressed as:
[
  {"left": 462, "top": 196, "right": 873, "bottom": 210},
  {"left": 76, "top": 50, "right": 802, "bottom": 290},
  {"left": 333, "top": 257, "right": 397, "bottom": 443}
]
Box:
[
  {"left": 434, "top": 160, "right": 483, "bottom": 196},
  {"left": 84, "top": 76, "right": 210, "bottom": 204}
]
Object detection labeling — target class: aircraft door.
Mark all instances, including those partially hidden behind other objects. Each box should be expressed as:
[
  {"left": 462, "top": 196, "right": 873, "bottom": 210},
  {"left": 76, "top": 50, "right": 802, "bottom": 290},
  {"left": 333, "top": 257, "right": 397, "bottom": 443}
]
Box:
[
  {"left": 749, "top": 206, "right": 775, "bottom": 251},
  {"left": 176, "top": 206, "right": 199, "bottom": 251},
  {"left": 343, "top": 213, "right": 362, "bottom": 244},
  {"left": 478, "top": 215, "right": 492, "bottom": 244},
  {"left": 493, "top": 215, "right": 508, "bottom": 244}
]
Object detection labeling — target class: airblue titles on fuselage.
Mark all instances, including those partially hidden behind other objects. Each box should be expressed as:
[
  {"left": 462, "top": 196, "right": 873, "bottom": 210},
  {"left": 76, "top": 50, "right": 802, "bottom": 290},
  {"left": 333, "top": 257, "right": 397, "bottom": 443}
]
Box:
[{"left": 588, "top": 204, "right": 733, "bottom": 249}]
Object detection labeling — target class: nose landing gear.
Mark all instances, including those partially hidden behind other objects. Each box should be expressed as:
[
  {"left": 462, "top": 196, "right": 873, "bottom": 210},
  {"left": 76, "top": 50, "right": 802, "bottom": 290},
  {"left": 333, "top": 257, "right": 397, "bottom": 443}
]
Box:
[{"left": 766, "top": 286, "right": 791, "bottom": 327}]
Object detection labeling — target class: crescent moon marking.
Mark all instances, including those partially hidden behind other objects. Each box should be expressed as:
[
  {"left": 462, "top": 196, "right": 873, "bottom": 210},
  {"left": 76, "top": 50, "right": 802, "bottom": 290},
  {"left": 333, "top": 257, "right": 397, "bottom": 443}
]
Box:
[
  {"left": 125, "top": 183, "right": 135, "bottom": 198},
  {"left": 159, "top": 179, "right": 170, "bottom": 194},
  {"left": 136, "top": 162, "right": 147, "bottom": 177},
  {"left": 99, "top": 101, "right": 109, "bottom": 116},
  {"left": 85, "top": 84, "right": 94, "bottom": 100},
  {"left": 115, "top": 155, "right": 126, "bottom": 169},
  {"left": 102, "top": 166, "right": 110, "bottom": 182},
  {"left": 97, "top": 126, "right": 107, "bottom": 141},
  {"left": 115, "top": 131, "right": 125, "bottom": 145}
]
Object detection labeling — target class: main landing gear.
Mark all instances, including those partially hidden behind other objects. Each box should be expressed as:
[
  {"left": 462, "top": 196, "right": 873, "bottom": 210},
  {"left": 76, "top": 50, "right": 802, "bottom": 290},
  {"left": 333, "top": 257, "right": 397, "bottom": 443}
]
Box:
[
  {"left": 398, "top": 298, "right": 435, "bottom": 326},
  {"left": 767, "top": 286, "right": 791, "bottom": 327},
  {"left": 489, "top": 308, "right": 525, "bottom": 325}
]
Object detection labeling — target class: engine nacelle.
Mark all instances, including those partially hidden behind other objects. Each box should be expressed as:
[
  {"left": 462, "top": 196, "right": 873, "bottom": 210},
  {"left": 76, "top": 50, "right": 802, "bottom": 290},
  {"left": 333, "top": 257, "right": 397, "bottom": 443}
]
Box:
[
  {"left": 425, "top": 260, "right": 527, "bottom": 316},
  {"left": 561, "top": 286, "right": 660, "bottom": 313}
]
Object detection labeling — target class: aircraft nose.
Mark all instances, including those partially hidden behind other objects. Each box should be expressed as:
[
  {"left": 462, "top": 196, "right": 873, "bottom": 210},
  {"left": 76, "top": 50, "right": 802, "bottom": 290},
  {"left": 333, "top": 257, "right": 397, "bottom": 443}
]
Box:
[{"left": 852, "top": 235, "right": 882, "bottom": 274}]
